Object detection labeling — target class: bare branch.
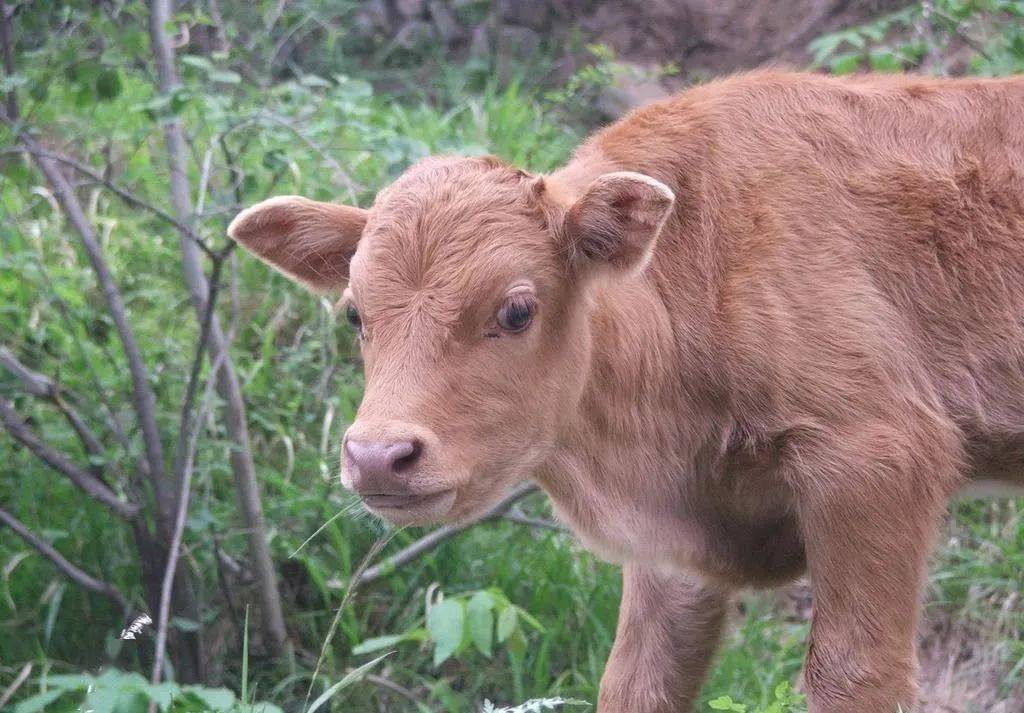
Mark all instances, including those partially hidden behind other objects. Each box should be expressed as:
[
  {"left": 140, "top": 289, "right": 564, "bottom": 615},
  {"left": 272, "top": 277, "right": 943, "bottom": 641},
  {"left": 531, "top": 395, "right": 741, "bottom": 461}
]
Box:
[
  {"left": 15, "top": 136, "right": 173, "bottom": 528},
  {"left": 0, "top": 0, "right": 17, "bottom": 121},
  {"left": 172, "top": 253, "right": 227, "bottom": 482},
  {"left": 148, "top": 0, "right": 287, "bottom": 655},
  {"left": 354, "top": 484, "right": 540, "bottom": 587},
  {"left": 0, "top": 664, "right": 32, "bottom": 709},
  {"left": 258, "top": 112, "right": 362, "bottom": 202},
  {"left": 0, "top": 348, "right": 52, "bottom": 397},
  {"left": 0, "top": 19, "right": 168, "bottom": 507},
  {"left": 503, "top": 508, "right": 567, "bottom": 533},
  {"left": 2, "top": 146, "right": 215, "bottom": 257},
  {"left": 0, "top": 506, "right": 129, "bottom": 610},
  {"left": 0, "top": 398, "right": 140, "bottom": 520},
  {"left": 363, "top": 674, "right": 421, "bottom": 705},
  {"left": 206, "top": 0, "right": 229, "bottom": 54},
  {"left": 1, "top": 347, "right": 108, "bottom": 470},
  {"left": 152, "top": 290, "right": 232, "bottom": 684}
]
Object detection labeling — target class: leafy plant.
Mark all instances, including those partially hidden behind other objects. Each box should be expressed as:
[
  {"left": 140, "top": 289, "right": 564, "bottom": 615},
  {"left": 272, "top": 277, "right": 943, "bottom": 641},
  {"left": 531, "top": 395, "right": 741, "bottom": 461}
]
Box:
[
  {"left": 353, "top": 587, "right": 545, "bottom": 667},
  {"left": 707, "top": 681, "right": 806, "bottom": 713},
  {"left": 809, "top": 1, "right": 1024, "bottom": 75},
  {"left": 545, "top": 43, "right": 678, "bottom": 121},
  {"left": 11, "top": 669, "right": 279, "bottom": 713}
]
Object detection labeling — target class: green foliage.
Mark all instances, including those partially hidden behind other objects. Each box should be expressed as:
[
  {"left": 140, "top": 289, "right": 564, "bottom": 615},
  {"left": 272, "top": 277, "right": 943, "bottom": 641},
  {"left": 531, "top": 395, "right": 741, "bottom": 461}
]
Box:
[
  {"left": 546, "top": 43, "right": 678, "bottom": 121},
  {"left": 809, "top": 1, "right": 1024, "bottom": 75},
  {"left": 353, "top": 587, "right": 544, "bottom": 669},
  {"left": 10, "top": 669, "right": 281, "bottom": 713},
  {"left": 707, "top": 682, "right": 805, "bottom": 713}
]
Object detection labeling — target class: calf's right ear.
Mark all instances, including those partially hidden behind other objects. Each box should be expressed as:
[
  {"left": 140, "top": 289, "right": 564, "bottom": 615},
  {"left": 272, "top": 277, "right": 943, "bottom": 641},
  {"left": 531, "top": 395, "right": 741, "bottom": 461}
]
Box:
[
  {"left": 562, "top": 171, "right": 674, "bottom": 277},
  {"left": 227, "top": 196, "right": 367, "bottom": 293}
]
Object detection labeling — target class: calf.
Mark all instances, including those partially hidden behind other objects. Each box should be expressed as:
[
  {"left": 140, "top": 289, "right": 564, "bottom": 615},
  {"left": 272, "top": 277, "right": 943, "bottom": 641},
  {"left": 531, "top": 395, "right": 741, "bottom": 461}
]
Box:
[{"left": 229, "top": 71, "right": 1024, "bottom": 712}]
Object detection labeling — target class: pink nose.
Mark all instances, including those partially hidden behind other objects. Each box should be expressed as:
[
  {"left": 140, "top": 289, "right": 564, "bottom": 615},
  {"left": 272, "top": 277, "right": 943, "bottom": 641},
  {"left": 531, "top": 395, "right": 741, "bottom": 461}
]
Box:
[{"left": 343, "top": 439, "right": 422, "bottom": 494}]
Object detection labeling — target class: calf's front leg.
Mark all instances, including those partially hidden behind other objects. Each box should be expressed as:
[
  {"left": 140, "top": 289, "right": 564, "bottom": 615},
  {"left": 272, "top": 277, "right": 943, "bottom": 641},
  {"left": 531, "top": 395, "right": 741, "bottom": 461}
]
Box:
[{"left": 598, "top": 563, "right": 729, "bottom": 713}]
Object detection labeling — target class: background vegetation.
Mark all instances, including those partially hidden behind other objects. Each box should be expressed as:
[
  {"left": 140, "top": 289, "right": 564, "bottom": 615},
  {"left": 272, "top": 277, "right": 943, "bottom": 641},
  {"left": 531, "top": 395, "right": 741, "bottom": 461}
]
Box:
[{"left": 0, "top": 1, "right": 1021, "bottom": 712}]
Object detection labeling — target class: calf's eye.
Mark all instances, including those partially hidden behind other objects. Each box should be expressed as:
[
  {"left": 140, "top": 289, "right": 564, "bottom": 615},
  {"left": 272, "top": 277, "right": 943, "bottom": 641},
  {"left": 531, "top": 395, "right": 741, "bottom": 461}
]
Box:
[
  {"left": 497, "top": 295, "right": 535, "bottom": 333},
  {"left": 345, "top": 303, "right": 362, "bottom": 333}
]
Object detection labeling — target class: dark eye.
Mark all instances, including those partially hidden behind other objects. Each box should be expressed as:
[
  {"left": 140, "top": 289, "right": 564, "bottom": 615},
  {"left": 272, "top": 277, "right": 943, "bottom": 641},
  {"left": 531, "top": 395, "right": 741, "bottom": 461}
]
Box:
[
  {"left": 497, "top": 295, "right": 535, "bottom": 333},
  {"left": 345, "top": 303, "right": 362, "bottom": 334}
]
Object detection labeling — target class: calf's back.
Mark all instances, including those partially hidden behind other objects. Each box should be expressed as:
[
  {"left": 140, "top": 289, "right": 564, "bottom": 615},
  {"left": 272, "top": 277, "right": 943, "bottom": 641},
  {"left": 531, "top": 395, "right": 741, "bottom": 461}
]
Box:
[{"left": 578, "top": 72, "right": 1024, "bottom": 482}]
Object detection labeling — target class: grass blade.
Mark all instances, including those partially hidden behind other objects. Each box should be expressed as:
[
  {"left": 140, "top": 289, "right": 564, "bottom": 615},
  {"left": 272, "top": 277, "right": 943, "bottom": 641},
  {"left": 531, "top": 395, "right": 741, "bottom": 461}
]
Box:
[{"left": 305, "top": 653, "right": 392, "bottom": 713}]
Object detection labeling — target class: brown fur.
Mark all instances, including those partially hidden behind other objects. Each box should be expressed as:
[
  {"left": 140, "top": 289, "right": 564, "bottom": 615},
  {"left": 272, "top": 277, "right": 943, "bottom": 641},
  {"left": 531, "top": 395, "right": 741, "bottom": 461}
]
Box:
[{"left": 229, "top": 71, "right": 1024, "bottom": 712}]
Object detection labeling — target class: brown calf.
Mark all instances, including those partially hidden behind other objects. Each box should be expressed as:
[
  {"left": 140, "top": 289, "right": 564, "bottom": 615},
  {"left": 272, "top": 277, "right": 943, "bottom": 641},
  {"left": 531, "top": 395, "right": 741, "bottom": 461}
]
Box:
[{"left": 229, "top": 71, "right": 1024, "bottom": 712}]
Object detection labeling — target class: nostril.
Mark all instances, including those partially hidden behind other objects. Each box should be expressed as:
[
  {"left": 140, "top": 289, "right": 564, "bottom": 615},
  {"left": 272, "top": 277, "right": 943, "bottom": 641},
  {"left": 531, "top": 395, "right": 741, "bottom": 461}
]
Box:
[{"left": 392, "top": 439, "right": 422, "bottom": 473}]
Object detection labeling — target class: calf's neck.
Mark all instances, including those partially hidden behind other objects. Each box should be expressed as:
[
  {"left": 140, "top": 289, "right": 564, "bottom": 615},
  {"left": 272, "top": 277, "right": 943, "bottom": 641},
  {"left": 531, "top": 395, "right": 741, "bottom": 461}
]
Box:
[{"left": 229, "top": 71, "right": 1024, "bottom": 712}]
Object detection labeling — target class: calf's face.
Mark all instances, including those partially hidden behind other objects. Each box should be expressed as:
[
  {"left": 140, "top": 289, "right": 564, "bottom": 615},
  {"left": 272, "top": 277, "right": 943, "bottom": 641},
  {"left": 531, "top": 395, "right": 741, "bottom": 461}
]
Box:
[{"left": 229, "top": 157, "right": 673, "bottom": 526}]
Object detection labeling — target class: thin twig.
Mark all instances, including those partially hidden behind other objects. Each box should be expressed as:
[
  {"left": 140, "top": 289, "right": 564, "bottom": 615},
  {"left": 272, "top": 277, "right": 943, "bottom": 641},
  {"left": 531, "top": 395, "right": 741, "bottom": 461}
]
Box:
[
  {"left": 0, "top": 663, "right": 32, "bottom": 709},
  {"left": 0, "top": 0, "right": 18, "bottom": 121},
  {"left": 1, "top": 0, "right": 170, "bottom": 524},
  {"left": 211, "top": 527, "right": 242, "bottom": 634},
  {"left": 0, "top": 506, "right": 129, "bottom": 609},
  {"left": 151, "top": 282, "right": 233, "bottom": 685},
  {"left": 13, "top": 133, "right": 173, "bottom": 529},
  {"left": 172, "top": 254, "right": 226, "bottom": 487},
  {"left": 0, "top": 347, "right": 109, "bottom": 477},
  {"left": 0, "top": 398, "right": 139, "bottom": 520},
  {"left": 362, "top": 674, "right": 421, "bottom": 705},
  {"left": 0, "top": 146, "right": 215, "bottom": 257},
  {"left": 149, "top": 0, "right": 287, "bottom": 654},
  {"left": 258, "top": 112, "right": 362, "bottom": 202},
  {"left": 354, "top": 484, "right": 540, "bottom": 587},
  {"left": 503, "top": 508, "right": 567, "bottom": 533},
  {"left": 0, "top": 209, "right": 141, "bottom": 471}
]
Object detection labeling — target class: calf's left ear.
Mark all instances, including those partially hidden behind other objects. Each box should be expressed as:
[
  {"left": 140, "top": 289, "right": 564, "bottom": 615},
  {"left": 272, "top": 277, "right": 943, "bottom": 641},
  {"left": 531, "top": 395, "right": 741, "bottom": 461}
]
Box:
[
  {"left": 227, "top": 196, "right": 367, "bottom": 293},
  {"left": 562, "top": 171, "right": 674, "bottom": 276}
]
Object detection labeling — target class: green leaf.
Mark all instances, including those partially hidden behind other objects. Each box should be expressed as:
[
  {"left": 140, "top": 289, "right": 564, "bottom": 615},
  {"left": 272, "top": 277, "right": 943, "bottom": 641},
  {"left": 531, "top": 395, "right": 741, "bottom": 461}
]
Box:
[
  {"left": 496, "top": 604, "right": 517, "bottom": 643},
  {"left": 505, "top": 626, "right": 527, "bottom": 659},
  {"left": 300, "top": 74, "right": 332, "bottom": 88},
  {"left": 181, "top": 55, "right": 215, "bottom": 71},
  {"left": 830, "top": 52, "right": 863, "bottom": 75},
  {"left": 142, "top": 682, "right": 181, "bottom": 712},
  {"left": 85, "top": 671, "right": 148, "bottom": 713},
  {"left": 708, "top": 696, "right": 745, "bottom": 711},
  {"left": 513, "top": 605, "right": 545, "bottom": 632},
  {"left": 95, "top": 69, "right": 122, "bottom": 101},
  {"left": 307, "top": 653, "right": 391, "bottom": 713},
  {"left": 181, "top": 685, "right": 235, "bottom": 710},
  {"left": 44, "top": 674, "right": 94, "bottom": 690},
  {"left": 0, "top": 74, "right": 27, "bottom": 92},
  {"left": 170, "top": 616, "right": 200, "bottom": 632},
  {"left": 427, "top": 598, "right": 465, "bottom": 666},
  {"left": 209, "top": 70, "right": 242, "bottom": 84},
  {"left": 251, "top": 702, "right": 286, "bottom": 713},
  {"left": 868, "top": 49, "right": 904, "bottom": 72},
  {"left": 14, "top": 689, "right": 66, "bottom": 713},
  {"left": 352, "top": 633, "right": 404, "bottom": 655},
  {"left": 467, "top": 591, "right": 495, "bottom": 657},
  {"left": 44, "top": 582, "right": 65, "bottom": 646}
]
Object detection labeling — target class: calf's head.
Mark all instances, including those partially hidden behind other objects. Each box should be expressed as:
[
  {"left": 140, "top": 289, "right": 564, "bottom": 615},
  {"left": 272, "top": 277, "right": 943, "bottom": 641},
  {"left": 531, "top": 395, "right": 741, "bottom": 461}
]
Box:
[{"left": 229, "top": 156, "right": 673, "bottom": 525}]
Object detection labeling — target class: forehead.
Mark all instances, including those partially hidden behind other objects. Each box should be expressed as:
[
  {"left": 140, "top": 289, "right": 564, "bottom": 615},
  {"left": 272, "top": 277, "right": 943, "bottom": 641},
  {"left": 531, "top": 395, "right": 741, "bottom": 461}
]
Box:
[{"left": 349, "top": 158, "right": 557, "bottom": 303}]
